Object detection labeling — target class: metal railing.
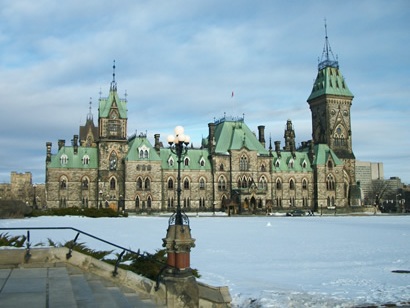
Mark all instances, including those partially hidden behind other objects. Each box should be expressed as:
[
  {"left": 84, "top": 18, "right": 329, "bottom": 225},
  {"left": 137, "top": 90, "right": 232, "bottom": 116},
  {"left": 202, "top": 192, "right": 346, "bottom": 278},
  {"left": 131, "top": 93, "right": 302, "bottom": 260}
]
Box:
[{"left": 0, "top": 226, "right": 167, "bottom": 288}]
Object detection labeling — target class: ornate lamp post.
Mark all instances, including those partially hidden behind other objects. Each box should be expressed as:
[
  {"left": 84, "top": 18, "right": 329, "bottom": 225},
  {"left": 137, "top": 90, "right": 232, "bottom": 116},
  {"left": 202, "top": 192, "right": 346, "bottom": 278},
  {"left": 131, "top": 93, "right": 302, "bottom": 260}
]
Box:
[
  {"left": 166, "top": 125, "right": 191, "bottom": 226},
  {"left": 162, "top": 125, "right": 198, "bottom": 306}
]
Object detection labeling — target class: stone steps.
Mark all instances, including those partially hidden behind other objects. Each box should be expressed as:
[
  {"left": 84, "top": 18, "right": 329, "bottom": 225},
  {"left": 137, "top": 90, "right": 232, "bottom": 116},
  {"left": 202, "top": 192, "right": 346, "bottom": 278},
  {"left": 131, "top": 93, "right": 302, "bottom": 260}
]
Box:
[{"left": 0, "top": 265, "right": 157, "bottom": 307}]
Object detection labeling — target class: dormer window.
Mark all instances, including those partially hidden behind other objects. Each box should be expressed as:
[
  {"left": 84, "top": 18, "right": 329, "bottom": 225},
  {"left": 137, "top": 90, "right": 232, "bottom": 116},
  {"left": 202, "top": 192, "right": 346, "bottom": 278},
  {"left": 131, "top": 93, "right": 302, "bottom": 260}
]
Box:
[
  {"left": 168, "top": 157, "right": 174, "bottom": 167},
  {"left": 138, "top": 145, "right": 149, "bottom": 159},
  {"left": 288, "top": 158, "right": 294, "bottom": 169},
  {"left": 60, "top": 154, "right": 68, "bottom": 165},
  {"left": 199, "top": 158, "right": 205, "bottom": 167},
  {"left": 82, "top": 155, "right": 90, "bottom": 165},
  {"left": 275, "top": 160, "right": 280, "bottom": 168},
  {"left": 184, "top": 157, "right": 190, "bottom": 166},
  {"left": 302, "top": 160, "right": 307, "bottom": 169}
]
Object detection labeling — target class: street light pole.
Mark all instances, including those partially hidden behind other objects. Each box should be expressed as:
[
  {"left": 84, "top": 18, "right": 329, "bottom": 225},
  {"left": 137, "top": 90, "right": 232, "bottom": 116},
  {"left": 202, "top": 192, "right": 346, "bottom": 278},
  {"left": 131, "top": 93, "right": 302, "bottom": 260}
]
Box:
[
  {"left": 33, "top": 184, "right": 37, "bottom": 209},
  {"left": 167, "top": 125, "right": 191, "bottom": 225}
]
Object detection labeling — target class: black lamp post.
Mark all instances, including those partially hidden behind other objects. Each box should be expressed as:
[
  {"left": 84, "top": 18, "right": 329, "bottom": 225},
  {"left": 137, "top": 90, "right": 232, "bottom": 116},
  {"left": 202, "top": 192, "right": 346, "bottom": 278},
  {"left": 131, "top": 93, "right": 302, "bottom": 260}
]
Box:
[
  {"left": 167, "top": 125, "right": 191, "bottom": 225},
  {"left": 99, "top": 190, "right": 103, "bottom": 209}
]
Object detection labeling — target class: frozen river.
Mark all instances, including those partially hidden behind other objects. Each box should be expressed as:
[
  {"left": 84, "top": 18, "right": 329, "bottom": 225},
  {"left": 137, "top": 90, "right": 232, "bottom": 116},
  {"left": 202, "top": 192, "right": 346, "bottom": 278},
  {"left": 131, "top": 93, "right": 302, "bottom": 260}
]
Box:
[{"left": 1, "top": 214, "right": 409, "bottom": 307}]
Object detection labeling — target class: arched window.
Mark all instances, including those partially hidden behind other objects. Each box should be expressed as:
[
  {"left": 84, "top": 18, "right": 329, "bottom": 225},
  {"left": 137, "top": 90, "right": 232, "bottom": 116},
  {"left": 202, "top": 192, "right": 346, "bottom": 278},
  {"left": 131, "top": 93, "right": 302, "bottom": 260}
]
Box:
[
  {"left": 259, "top": 176, "right": 267, "bottom": 190},
  {"left": 168, "top": 157, "right": 174, "bottom": 167},
  {"left": 218, "top": 177, "right": 226, "bottom": 191},
  {"left": 82, "top": 178, "right": 89, "bottom": 189},
  {"left": 260, "top": 164, "right": 266, "bottom": 172},
  {"left": 147, "top": 196, "right": 152, "bottom": 208},
  {"left": 288, "top": 159, "right": 294, "bottom": 169},
  {"left": 326, "top": 174, "right": 335, "bottom": 191},
  {"left": 275, "top": 160, "right": 280, "bottom": 168},
  {"left": 302, "top": 179, "right": 308, "bottom": 190},
  {"left": 289, "top": 179, "right": 295, "bottom": 190},
  {"left": 328, "top": 160, "right": 333, "bottom": 169},
  {"left": 219, "top": 164, "right": 224, "bottom": 171},
  {"left": 135, "top": 196, "right": 140, "bottom": 209},
  {"left": 60, "top": 154, "right": 68, "bottom": 165},
  {"left": 168, "top": 178, "right": 174, "bottom": 189},
  {"left": 276, "top": 179, "right": 282, "bottom": 190},
  {"left": 82, "top": 155, "right": 90, "bottom": 165},
  {"left": 199, "top": 178, "right": 205, "bottom": 190},
  {"left": 60, "top": 178, "right": 67, "bottom": 189},
  {"left": 110, "top": 178, "right": 116, "bottom": 190},
  {"left": 137, "top": 178, "right": 143, "bottom": 190},
  {"left": 183, "top": 178, "right": 190, "bottom": 189},
  {"left": 200, "top": 158, "right": 205, "bottom": 167},
  {"left": 184, "top": 157, "right": 190, "bottom": 166},
  {"left": 144, "top": 178, "right": 150, "bottom": 190},
  {"left": 240, "top": 155, "right": 248, "bottom": 171}
]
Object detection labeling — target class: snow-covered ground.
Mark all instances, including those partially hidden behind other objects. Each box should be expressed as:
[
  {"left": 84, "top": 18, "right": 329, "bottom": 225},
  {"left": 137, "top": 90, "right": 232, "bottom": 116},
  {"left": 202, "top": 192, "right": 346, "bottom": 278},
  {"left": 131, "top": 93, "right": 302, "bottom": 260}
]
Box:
[{"left": 1, "top": 214, "right": 409, "bottom": 307}]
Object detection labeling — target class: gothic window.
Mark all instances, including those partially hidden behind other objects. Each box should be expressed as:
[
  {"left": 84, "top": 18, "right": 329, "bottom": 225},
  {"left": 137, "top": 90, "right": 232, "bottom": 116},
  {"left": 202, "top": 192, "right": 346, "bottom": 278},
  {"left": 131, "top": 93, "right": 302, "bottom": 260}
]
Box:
[
  {"left": 333, "top": 126, "right": 346, "bottom": 147},
  {"left": 60, "top": 154, "right": 68, "bottom": 165},
  {"left": 109, "top": 152, "right": 118, "bottom": 170},
  {"left": 302, "top": 160, "right": 307, "bottom": 169},
  {"left": 260, "top": 164, "right": 266, "bottom": 172},
  {"left": 328, "top": 161, "right": 333, "bottom": 169},
  {"left": 60, "top": 178, "right": 67, "bottom": 189},
  {"left": 275, "top": 160, "right": 280, "bottom": 168},
  {"left": 183, "top": 178, "right": 190, "bottom": 190},
  {"left": 147, "top": 196, "right": 152, "bottom": 208},
  {"left": 144, "top": 178, "right": 150, "bottom": 190},
  {"left": 110, "top": 177, "right": 116, "bottom": 190},
  {"left": 288, "top": 159, "right": 294, "bottom": 169},
  {"left": 184, "top": 157, "right": 190, "bottom": 166},
  {"left": 136, "top": 177, "right": 143, "bottom": 190},
  {"left": 219, "top": 164, "right": 224, "bottom": 171},
  {"left": 241, "top": 177, "right": 248, "bottom": 189},
  {"left": 168, "top": 197, "right": 174, "bottom": 208},
  {"left": 199, "top": 178, "right": 205, "bottom": 190},
  {"left": 168, "top": 157, "right": 174, "bottom": 167},
  {"left": 218, "top": 176, "right": 226, "bottom": 191},
  {"left": 168, "top": 178, "right": 174, "bottom": 189},
  {"left": 302, "top": 179, "right": 308, "bottom": 190},
  {"left": 276, "top": 179, "right": 282, "bottom": 190},
  {"left": 240, "top": 155, "right": 248, "bottom": 171},
  {"left": 326, "top": 174, "right": 335, "bottom": 191},
  {"left": 200, "top": 158, "right": 205, "bottom": 167},
  {"left": 289, "top": 179, "right": 295, "bottom": 190},
  {"left": 237, "top": 179, "right": 241, "bottom": 188},
  {"left": 135, "top": 196, "right": 140, "bottom": 209},
  {"left": 82, "top": 178, "right": 89, "bottom": 190},
  {"left": 259, "top": 176, "right": 267, "bottom": 190},
  {"left": 82, "top": 155, "right": 90, "bottom": 165}
]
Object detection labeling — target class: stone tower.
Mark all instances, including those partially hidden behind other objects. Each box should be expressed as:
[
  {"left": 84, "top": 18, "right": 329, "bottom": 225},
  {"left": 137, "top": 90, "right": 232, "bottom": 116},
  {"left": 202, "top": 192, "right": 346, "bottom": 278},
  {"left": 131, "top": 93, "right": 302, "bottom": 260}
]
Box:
[
  {"left": 307, "top": 24, "right": 355, "bottom": 185},
  {"left": 97, "top": 61, "right": 128, "bottom": 209}
]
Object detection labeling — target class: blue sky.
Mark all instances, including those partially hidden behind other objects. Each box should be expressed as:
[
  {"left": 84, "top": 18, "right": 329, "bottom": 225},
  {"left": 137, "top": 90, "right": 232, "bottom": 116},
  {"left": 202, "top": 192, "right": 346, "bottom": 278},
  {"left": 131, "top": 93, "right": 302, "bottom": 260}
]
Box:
[{"left": 0, "top": 0, "right": 409, "bottom": 184}]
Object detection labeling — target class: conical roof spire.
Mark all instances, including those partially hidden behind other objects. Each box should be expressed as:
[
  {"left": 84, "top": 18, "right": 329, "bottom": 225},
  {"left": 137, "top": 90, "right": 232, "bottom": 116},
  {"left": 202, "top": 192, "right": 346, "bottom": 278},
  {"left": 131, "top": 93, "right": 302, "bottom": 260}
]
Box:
[
  {"left": 110, "top": 60, "right": 117, "bottom": 91},
  {"left": 318, "top": 20, "right": 339, "bottom": 70},
  {"left": 87, "top": 97, "right": 93, "bottom": 121}
]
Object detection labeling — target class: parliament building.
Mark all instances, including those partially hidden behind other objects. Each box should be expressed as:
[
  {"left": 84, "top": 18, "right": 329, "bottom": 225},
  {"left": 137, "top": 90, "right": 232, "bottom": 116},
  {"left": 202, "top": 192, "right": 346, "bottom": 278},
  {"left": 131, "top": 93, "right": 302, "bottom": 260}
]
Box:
[{"left": 45, "top": 33, "right": 361, "bottom": 213}]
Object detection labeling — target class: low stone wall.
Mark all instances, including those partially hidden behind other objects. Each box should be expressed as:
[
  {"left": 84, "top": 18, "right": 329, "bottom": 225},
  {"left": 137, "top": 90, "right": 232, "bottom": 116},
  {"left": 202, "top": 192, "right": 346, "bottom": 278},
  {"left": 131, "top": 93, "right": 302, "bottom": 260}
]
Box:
[{"left": 0, "top": 247, "right": 231, "bottom": 307}]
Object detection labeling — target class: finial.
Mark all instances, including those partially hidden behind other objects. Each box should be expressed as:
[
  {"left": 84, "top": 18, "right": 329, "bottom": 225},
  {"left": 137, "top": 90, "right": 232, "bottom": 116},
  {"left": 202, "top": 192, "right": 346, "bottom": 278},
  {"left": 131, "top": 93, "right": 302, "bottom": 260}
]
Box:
[
  {"left": 318, "top": 19, "right": 338, "bottom": 70},
  {"left": 110, "top": 60, "right": 117, "bottom": 91},
  {"left": 87, "top": 97, "right": 93, "bottom": 121},
  {"left": 124, "top": 90, "right": 128, "bottom": 102}
]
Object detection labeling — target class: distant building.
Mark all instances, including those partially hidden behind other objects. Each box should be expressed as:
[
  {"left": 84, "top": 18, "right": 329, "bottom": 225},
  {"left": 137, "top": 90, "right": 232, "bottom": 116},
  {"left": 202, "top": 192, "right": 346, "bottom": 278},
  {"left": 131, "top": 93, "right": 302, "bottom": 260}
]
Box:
[
  {"left": 45, "top": 30, "right": 361, "bottom": 213},
  {"left": 0, "top": 172, "right": 45, "bottom": 207},
  {"left": 355, "top": 161, "right": 384, "bottom": 198}
]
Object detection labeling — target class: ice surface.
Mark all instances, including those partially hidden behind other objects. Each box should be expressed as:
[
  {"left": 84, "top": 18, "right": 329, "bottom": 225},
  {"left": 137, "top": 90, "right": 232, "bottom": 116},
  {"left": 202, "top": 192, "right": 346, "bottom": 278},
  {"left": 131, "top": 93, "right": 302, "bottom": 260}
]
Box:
[{"left": 1, "top": 215, "right": 409, "bottom": 307}]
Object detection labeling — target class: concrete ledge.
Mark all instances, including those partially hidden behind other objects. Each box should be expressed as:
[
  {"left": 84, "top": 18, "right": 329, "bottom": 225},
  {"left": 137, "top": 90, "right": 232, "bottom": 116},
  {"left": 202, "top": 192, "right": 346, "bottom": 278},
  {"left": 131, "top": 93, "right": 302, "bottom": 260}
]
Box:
[{"left": 0, "top": 247, "right": 232, "bottom": 307}]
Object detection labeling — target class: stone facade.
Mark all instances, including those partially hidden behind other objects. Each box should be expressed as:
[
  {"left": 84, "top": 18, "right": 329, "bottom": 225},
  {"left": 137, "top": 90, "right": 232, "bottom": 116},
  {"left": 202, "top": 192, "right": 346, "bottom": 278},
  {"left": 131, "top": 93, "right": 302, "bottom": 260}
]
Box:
[{"left": 45, "top": 37, "right": 361, "bottom": 213}]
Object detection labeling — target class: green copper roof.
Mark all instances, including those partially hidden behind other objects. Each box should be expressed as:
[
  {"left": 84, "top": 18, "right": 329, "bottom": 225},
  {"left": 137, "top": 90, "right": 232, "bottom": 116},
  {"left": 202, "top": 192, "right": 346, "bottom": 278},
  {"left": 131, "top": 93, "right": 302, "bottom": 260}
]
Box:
[
  {"left": 160, "top": 148, "right": 211, "bottom": 171},
  {"left": 308, "top": 66, "right": 353, "bottom": 101},
  {"left": 213, "top": 119, "right": 269, "bottom": 155},
  {"left": 126, "top": 135, "right": 161, "bottom": 161},
  {"left": 48, "top": 146, "right": 98, "bottom": 169},
  {"left": 99, "top": 85, "right": 127, "bottom": 118},
  {"left": 312, "top": 144, "right": 343, "bottom": 166},
  {"left": 271, "top": 151, "right": 312, "bottom": 172}
]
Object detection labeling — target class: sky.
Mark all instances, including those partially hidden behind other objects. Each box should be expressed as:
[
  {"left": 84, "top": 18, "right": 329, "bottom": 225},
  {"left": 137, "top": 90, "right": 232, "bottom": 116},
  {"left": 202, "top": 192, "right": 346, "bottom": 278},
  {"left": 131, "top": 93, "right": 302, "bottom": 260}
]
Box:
[{"left": 0, "top": 0, "right": 409, "bottom": 184}]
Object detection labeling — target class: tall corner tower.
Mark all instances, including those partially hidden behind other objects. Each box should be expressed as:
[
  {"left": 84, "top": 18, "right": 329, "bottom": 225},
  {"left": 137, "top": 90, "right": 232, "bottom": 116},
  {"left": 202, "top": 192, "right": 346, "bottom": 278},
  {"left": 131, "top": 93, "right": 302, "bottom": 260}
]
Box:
[
  {"left": 97, "top": 61, "right": 128, "bottom": 205},
  {"left": 307, "top": 23, "right": 355, "bottom": 184}
]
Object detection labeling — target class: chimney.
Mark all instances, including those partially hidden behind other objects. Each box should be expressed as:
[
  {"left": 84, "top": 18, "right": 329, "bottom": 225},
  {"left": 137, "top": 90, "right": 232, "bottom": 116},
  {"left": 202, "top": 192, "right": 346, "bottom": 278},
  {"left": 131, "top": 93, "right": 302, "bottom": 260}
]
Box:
[
  {"left": 274, "top": 141, "right": 281, "bottom": 157},
  {"left": 208, "top": 122, "right": 216, "bottom": 153},
  {"left": 46, "top": 142, "right": 52, "bottom": 162},
  {"left": 73, "top": 135, "right": 78, "bottom": 154},
  {"left": 154, "top": 133, "right": 161, "bottom": 153},
  {"left": 257, "top": 125, "right": 265, "bottom": 147},
  {"left": 58, "top": 139, "right": 65, "bottom": 150}
]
